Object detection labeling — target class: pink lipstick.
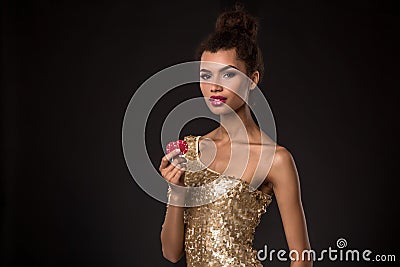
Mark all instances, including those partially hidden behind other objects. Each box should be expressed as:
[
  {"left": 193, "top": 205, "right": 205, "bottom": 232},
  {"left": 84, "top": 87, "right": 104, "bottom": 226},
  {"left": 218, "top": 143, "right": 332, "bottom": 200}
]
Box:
[{"left": 209, "top": 95, "right": 227, "bottom": 106}]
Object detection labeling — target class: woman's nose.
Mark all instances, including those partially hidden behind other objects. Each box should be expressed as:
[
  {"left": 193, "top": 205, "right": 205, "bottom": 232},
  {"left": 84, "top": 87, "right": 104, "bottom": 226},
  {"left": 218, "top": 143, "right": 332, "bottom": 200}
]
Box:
[{"left": 210, "top": 84, "right": 223, "bottom": 92}]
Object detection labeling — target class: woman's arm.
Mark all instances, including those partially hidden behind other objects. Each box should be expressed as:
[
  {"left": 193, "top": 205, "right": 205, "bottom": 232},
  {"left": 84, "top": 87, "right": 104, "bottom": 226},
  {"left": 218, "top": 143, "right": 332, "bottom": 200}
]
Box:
[
  {"left": 160, "top": 204, "right": 185, "bottom": 263},
  {"left": 267, "top": 146, "right": 313, "bottom": 267},
  {"left": 159, "top": 150, "right": 186, "bottom": 263}
]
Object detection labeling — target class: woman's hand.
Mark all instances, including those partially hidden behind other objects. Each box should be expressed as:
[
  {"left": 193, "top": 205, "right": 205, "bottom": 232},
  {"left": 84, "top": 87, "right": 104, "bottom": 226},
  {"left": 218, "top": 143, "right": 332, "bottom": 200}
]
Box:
[{"left": 159, "top": 149, "right": 187, "bottom": 186}]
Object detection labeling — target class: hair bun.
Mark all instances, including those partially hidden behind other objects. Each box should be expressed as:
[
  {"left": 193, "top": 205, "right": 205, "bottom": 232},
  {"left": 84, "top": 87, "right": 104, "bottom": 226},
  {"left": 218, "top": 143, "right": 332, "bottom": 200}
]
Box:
[{"left": 215, "top": 4, "right": 258, "bottom": 42}]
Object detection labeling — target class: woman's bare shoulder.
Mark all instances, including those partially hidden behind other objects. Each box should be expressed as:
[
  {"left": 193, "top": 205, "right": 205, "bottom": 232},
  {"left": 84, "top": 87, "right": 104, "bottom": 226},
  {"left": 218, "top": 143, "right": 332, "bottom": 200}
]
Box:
[
  {"left": 267, "top": 144, "right": 298, "bottom": 184},
  {"left": 274, "top": 144, "right": 292, "bottom": 162}
]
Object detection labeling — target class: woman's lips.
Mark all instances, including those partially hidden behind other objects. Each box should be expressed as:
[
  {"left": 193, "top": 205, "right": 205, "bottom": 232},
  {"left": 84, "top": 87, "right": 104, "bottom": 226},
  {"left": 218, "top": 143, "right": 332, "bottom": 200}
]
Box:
[
  {"left": 209, "top": 95, "right": 227, "bottom": 106},
  {"left": 209, "top": 96, "right": 227, "bottom": 106}
]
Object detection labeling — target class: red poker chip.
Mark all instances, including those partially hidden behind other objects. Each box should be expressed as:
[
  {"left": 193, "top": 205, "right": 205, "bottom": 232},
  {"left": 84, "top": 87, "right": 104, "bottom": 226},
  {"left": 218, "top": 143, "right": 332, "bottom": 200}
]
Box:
[{"left": 166, "top": 140, "right": 188, "bottom": 155}]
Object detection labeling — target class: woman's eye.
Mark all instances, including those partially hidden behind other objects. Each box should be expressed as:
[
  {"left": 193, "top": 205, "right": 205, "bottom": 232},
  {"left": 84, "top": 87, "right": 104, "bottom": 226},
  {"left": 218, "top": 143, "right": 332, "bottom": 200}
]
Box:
[
  {"left": 200, "top": 73, "right": 212, "bottom": 80},
  {"left": 223, "top": 72, "right": 236, "bottom": 79}
]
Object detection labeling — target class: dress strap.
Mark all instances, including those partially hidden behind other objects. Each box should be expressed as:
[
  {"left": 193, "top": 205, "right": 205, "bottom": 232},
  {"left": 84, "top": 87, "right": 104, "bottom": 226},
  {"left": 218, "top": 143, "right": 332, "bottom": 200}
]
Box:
[
  {"left": 183, "top": 135, "right": 198, "bottom": 161},
  {"left": 195, "top": 135, "right": 201, "bottom": 156}
]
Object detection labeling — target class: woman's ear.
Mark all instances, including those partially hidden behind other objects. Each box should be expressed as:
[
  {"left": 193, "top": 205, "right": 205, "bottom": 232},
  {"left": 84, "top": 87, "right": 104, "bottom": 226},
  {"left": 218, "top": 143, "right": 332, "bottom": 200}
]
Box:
[{"left": 249, "top": 71, "right": 259, "bottom": 90}]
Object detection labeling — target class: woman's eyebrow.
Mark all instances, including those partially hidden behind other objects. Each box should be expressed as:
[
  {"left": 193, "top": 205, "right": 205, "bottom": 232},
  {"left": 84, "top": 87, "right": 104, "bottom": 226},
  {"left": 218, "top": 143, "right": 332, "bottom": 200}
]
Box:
[
  {"left": 220, "top": 65, "right": 239, "bottom": 71},
  {"left": 200, "top": 68, "right": 212, "bottom": 73},
  {"left": 200, "top": 65, "right": 240, "bottom": 73}
]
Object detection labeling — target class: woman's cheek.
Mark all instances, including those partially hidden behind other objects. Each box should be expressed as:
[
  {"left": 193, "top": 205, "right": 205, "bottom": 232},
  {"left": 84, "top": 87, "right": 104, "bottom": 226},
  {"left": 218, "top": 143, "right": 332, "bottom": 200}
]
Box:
[
  {"left": 225, "top": 80, "right": 248, "bottom": 98},
  {"left": 226, "top": 95, "right": 245, "bottom": 110}
]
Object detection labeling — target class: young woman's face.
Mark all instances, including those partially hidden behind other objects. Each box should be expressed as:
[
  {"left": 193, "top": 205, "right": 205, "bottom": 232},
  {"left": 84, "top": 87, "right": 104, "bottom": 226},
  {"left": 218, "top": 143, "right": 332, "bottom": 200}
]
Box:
[{"left": 199, "top": 49, "right": 253, "bottom": 115}]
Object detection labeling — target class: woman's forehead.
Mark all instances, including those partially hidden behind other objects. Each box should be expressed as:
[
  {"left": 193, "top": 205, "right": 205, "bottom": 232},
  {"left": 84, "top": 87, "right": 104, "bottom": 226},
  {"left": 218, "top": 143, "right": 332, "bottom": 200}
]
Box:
[{"left": 200, "top": 50, "right": 246, "bottom": 72}]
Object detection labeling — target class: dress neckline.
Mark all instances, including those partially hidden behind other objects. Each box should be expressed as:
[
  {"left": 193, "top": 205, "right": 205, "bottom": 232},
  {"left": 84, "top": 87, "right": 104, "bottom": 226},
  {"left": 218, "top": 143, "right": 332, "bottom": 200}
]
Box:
[{"left": 194, "top": 135, "right": 273, "bottom": 199}]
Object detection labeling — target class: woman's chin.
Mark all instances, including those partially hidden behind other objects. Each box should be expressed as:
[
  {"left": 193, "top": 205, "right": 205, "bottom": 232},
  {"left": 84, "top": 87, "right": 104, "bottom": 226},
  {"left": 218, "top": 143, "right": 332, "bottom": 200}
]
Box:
[{"left": 205, "top": 101, "right": 246, "bottom": 115}]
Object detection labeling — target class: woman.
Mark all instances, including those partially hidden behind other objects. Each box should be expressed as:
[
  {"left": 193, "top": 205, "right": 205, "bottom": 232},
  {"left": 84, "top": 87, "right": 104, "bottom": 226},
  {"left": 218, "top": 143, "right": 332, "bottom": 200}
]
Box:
[{"left": 159, "top": 5, "right": 312, "bottom": 267}]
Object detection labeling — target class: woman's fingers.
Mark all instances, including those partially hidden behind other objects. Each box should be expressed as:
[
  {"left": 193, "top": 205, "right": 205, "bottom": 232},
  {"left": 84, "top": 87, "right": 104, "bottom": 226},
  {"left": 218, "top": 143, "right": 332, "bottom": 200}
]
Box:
[
  {"left": 159, "top": 149, "right": 182, "bottom": 171},
  {"left": 159, "top": 148, "right": 186, "bottom": 185},
  {"left": 167, "top": 157, "right": 186, "bottom": 171},
  {"left": 169, "top": 167, "right": 184, "bottom": 184},
  {"left": 167, "top": 149, "right": 183, "bottom": 160},
  {"left": 162, "top": 159, "right": 178, "bottom": 174},
  {"left": 161, "top": 155, "right": 186, "bottom": 173},
  {"left": 166, "top": 165, "right": 181, "bottom": 181},
  {"left": 176, "top": 162, "right": 186, "bottom": 171}
]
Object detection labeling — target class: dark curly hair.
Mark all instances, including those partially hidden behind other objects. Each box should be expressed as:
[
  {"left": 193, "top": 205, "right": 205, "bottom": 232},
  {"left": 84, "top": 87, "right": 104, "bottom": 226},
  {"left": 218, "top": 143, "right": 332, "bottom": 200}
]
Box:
[{"left": 196, "top": 4, "right": 264, "bottom": 82}]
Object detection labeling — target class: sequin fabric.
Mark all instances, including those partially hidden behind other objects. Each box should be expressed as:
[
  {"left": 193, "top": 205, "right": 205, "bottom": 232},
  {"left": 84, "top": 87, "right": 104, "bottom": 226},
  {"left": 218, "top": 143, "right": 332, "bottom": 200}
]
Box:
[{"left": 182, "top": 135, "right": 273, "bottom": 267}]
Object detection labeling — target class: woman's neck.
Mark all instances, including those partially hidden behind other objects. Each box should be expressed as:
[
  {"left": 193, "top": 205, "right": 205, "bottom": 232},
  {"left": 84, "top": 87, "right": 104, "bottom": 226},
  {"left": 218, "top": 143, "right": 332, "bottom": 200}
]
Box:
[{"left": 216, "top": 104, "right": 260, "bottom": 143}]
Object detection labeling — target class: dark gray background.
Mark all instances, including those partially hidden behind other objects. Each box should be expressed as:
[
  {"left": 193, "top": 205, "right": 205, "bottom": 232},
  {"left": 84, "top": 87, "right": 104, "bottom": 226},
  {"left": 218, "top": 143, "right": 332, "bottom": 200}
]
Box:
[{"left": 1, "top": 0, "right": 399, "bottom": 266}]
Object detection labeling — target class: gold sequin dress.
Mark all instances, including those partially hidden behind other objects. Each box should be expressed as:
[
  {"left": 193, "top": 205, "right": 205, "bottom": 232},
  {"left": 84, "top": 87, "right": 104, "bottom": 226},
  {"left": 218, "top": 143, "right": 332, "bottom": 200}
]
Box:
[{"left": 182, "top": 135, "right": 273, "bottom": 267}]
